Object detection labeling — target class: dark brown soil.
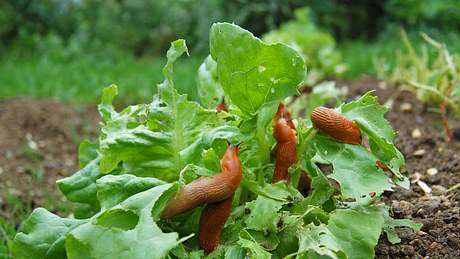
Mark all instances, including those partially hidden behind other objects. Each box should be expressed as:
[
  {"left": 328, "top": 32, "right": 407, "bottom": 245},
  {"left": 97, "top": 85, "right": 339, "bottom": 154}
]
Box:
[
  {"left": 339, "top": 76, "right": 460, "bottom": 259},
  {"left": 0, "top": 98, "right": 99, "bottom": 223},
  {"left": 0, "top": 77, "right": 459, "bottom": 258}
]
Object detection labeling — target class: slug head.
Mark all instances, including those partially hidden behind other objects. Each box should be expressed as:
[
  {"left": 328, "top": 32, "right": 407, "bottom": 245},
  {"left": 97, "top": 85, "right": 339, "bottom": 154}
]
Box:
[{"left": 220, "top": 144, "right": 242, "bottom": 177}]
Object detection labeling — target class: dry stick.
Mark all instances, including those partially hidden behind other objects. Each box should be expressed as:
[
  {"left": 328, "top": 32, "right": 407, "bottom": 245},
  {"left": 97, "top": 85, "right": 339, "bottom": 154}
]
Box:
[{"left": 439, "top": 80, "right": 455, "bottom": 143}]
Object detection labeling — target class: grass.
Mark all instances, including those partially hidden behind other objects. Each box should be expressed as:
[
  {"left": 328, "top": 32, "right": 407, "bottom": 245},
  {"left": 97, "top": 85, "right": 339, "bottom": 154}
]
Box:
[
  {"left": 0, "top": 53, "right": 204, "bottom": 104},
  {"left": 339, "top": 28, "right": 460, "bottom": 79},
  {"left": 0, "top": 166, "right": 74, "bottom": 258}
]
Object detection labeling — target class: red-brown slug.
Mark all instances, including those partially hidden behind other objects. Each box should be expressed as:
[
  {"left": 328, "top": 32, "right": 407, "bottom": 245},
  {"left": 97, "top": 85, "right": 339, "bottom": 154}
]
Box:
[
  {"left": 161, "top": 144, "right": 242, "bottom": 219},
  {"left": 311, "top": 106, "right": 362, "bottom": 145}
]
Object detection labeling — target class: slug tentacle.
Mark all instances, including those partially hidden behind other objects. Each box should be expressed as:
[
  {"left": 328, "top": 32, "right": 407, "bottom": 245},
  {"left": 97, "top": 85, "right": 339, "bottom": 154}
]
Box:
[{"left": 311, "top": 107, "right": 361, "bottom": 145}]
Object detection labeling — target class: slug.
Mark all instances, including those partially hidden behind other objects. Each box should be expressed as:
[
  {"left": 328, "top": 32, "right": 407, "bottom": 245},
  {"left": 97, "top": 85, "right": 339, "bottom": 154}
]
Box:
[
  {"left": 216, "top": 97, "right": 228, "bottom": 112},
  {"left": 161, "top": 144, "right": 242, "bottom": 219},
  {"left": 272, "top": 103, "right": 298, "bottom": 183},
  {"left": 311, "top": 107, "right": 362, "bottom": 145},
  {"left": 198, "top": 195, "right": 233, "bottom": 254}
]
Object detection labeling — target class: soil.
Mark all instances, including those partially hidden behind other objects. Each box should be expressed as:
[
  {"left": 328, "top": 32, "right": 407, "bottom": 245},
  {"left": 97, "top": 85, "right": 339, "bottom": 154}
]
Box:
[
  {"left": 0, "top": 77, "right": 459, "bottom": 258},
  {"left": 0, "top": 98, "right": 99, "bottom": 223},
  {"left": 339, "top": 76, "right": 460, "bottom": 259}
]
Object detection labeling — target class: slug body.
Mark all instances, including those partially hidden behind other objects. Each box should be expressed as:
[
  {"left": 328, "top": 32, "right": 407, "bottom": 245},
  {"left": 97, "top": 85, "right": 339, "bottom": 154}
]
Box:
[
  {"left": 272, "top": 104, "right": 298, "bottom": 183},
  {"left": 199, "top": 195, "right": 233, "bottom": 254},
  {"left": 311, "top": 107, "right": 362, "bottom": 145},
  {"left": 161, "top": 145, "right": 242, "bottom": 219}
]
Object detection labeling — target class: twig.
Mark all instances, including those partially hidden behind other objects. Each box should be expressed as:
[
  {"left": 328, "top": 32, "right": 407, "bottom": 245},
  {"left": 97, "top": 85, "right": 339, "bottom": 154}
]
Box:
[{"left": 447, "top": 183, "right": 460, "bottom": 193}]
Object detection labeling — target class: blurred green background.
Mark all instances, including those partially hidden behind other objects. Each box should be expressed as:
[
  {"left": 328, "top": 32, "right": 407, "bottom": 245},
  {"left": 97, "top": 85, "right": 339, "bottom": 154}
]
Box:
[{"left": 1, "top": 0, "right": 460, "bottom": 103}]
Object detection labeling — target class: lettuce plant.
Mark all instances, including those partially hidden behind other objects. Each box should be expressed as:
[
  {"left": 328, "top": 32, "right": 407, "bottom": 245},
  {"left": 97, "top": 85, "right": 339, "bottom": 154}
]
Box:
[{"left": 13, "top": 23, "right": 420, "bottom": 259}]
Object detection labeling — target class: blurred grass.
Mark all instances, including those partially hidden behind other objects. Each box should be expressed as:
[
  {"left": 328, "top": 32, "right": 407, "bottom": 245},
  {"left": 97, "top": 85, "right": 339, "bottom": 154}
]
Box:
[
  {"left": 339, "top": 29, "right": 460, "bottom": 79},
  {"left": 0, "top": 54, "right": 203, "bottom": 104}
]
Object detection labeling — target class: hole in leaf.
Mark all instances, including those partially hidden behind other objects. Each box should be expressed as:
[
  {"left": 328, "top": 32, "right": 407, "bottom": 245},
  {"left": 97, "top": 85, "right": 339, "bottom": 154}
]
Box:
[{"left": 96, "top": 209, "right": 139, "bottom": 230}]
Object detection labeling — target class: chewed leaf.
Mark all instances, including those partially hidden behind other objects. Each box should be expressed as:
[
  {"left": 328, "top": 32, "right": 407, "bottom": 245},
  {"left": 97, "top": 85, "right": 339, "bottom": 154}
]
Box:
[
  {"left": 210, "top": 23, "right": 305, "bottom": 114},
  {"left": 380, "top": 205, "right": 422, "bottom": 244},
  {"left": 340, "top": 92, "right": 407, "bottom": 184},
  {"left": 295, "top": 205, "right": 385, "bottom": 259},
  {"left": 313, "top": 134, "right": 393, "bottom": 200},
  {"left": 237, "top": 230, "right": 272, "bottom": 259}
]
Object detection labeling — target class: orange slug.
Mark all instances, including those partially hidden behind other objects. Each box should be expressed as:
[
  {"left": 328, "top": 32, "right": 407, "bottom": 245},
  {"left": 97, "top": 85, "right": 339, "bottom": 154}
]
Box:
[
  {"left": 272, "top": 103, "right": 298, "bottom": 183},
  {"left": 161, "top": 144, "right": 242, "bottom": 219},
  {"left": 216, "top": 98, "right": 228, "bottom": 112},
  {"left": 198, "top": 195, "right": 233, "bottom": 254},
  {"left": 311, "top": 107, "right": 362, "bottom": 145}
]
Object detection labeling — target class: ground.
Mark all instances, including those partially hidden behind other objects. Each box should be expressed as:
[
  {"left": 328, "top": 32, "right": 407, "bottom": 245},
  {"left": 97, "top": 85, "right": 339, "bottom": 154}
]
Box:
[
  {"left": 0, "top": 77, "right": 459, "bottom": 258},
  {"left": 340, "top": 77, "right": 460, "bottom": 259}
]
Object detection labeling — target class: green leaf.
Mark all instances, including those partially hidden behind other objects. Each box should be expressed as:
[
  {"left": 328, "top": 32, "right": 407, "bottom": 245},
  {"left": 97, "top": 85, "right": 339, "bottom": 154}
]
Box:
[
  {"left": 380, "top": 206, "right": 422, "bottom": 244},
  {"left": 312, "top": 135, "right": 393, "bottom": 200},
  {"left": 15, "top": 177, "right": 184, "bottom": 259},
  {"left": 78, "top": 140, "right": 98, "bottom": 168},
  {"left": 295, "top": 206, "right": 385, "bottom": 259},
  {"left": 244, "top": 184, "right": 295, "bottom": 232},
  {"left": 210, "top": 23, "right": 305, "bottom": 114},
  {"left": 300, "top": 151, "right": 334, "bottom": 206},
  {"left": 96, "top": 174, "right": 166, "bottom": 210},
  {"left": 12, "top": 208, "right": 87, "bottom": 259},
  {"left": 237, "top": 230, "right": 271, "bottom": 259},
  {"left": 340, "top": 93, "right": 406, "bottom": 182},
  {"left": 57, "top": 157, "right": 102, "bottom": 219},
  {"left": 65, "top": 183, "right": 184, "bottom": 259},
  {"left": 97, "top": 41, "right": 239, "bottom": 182},
  {"left": 98, "top": 84, "right": 118, "bottom": 123},
  {"left": 197, "top": 55, "right": 224, "bottom": 108}
]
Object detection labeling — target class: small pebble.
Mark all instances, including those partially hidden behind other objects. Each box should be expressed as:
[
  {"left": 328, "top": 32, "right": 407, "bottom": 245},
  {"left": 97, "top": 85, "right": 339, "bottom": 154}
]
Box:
[
  {"left": 431, "top": 185, "right": 447, "bottom": 195},
  {"left": 427, "top": 168, "right": 438, "bottom": 176},
  {"left": 378, "top": 81, "right": 387, "bottom": 89},
  {"left": 417, "top": 231, "right": 428, "bottom": 236},
  {"left": 413, "top": 149, "right": 426, "bottom": 157},
  {"left": 400, "top": 102, "right": 413, "bottom": 112},
  {"left": 412, "top": 128, "right": 422, "bottom": 138}
]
